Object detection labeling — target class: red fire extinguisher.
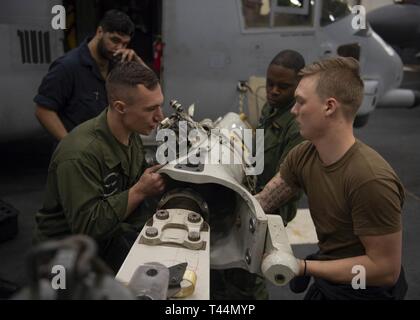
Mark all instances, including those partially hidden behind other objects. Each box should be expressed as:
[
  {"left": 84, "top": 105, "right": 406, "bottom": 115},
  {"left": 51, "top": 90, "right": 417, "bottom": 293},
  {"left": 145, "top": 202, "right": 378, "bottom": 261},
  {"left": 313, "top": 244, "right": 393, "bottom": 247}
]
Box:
[{"left": 153, "top": 36, "right": 163, "bottom": 74}]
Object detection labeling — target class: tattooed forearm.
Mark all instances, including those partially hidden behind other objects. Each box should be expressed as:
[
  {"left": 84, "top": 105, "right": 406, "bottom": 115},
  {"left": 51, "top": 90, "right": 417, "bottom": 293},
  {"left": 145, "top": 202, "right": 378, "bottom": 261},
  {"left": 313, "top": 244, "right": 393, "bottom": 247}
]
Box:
[{"left": 255, "top": 172, "right": 296, "bottom": 213}]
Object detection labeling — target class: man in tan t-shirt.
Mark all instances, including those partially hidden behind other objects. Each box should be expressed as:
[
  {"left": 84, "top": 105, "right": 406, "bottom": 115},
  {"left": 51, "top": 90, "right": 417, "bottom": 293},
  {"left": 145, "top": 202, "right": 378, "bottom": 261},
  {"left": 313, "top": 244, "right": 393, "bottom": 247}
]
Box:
[{"left": 256, "top": 57, "right": 407, "bottom": 299}]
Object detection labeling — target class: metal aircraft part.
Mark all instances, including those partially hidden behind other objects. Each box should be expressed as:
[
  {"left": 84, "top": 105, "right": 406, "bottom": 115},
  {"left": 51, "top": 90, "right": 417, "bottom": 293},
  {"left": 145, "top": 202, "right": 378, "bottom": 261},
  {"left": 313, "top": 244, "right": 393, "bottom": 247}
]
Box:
[
  {"left": 377, "top": 88, "right": 420, "bottom": 109},
  {"left": 116, "top": 101, "right": 299, "bottom": 299},
  {"left": 128, "top": 262, "right": 195, "bottom": 300},
  {"left": 368, "top": 2, "right": 420, "bottom": 53},
  {"left": 116, "top": 208, "right": 209, "bottom": 299},
  {"left": 262, "top": 215, "right": 300, "bottom": 286},
  {"left": 128, "top": 263, "right": 170, "bottom": 300}
]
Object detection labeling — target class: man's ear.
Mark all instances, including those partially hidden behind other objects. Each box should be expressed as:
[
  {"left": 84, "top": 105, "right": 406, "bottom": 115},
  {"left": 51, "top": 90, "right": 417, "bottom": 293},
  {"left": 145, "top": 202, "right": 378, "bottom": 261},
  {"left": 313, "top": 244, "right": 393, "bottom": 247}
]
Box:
[
  {"left": 112, "top": 100, "right": 126, "bottom": 115},
  {"left": 324, "top": 98, "right": 338, "bottom": 117},
  {"left": 96, "top": 26, "right": 104, "bottom": 37}
]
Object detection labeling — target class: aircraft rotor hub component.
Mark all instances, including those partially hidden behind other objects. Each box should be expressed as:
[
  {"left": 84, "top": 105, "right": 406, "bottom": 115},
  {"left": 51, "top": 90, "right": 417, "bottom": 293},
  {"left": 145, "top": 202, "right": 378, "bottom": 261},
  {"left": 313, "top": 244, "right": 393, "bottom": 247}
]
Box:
[
  {"left": 157, "top": 188, "right": 209, "bottom": 222},
  {"left": 140, "top": 208, "right": 209, "bottom": 251}
]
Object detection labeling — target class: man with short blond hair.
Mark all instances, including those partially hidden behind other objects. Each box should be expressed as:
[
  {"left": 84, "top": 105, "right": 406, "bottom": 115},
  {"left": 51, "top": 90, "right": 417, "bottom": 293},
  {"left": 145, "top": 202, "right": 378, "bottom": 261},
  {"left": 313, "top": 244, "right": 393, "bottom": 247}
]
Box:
[
  {"left": 299, "top": 57, "right": 364, "bottom": 119},
  {"left": 256, "top": 56, "right": 407, "bottom": 299}
]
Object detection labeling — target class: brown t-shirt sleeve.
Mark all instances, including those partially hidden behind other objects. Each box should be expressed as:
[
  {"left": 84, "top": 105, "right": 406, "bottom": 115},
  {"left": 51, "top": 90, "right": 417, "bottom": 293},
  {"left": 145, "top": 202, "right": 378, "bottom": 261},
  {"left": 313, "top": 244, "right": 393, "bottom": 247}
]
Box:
[
  {"left": 350, "top": 179, "right": 404, "bottom": 236},
  {"left": 279, "top": 142, "right": 306, "bottom": 190}
]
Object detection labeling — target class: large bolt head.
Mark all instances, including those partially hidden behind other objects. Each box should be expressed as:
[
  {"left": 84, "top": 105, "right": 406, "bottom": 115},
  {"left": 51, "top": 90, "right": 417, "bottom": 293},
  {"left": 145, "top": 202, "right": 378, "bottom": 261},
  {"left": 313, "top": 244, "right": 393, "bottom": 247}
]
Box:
[
  {"left": 188, "top": 212, "right": 201, "bottom": 223},
  {"left": 156, "top": 210, "right": 169, "bottom": 220},
  {"left": 245, "top": 249, "right": 252, "bottom": 265},
  {"left": 145, "top": 227, "right": 158, "bottom": 238},
  {"left": 249, "top": 218, "right": 256, "bottom": 233}
]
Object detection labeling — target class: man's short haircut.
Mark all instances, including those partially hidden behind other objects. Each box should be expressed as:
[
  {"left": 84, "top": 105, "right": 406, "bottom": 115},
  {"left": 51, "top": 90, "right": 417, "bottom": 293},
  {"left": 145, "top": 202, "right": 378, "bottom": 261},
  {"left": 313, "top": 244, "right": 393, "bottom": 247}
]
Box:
[
  {"left": 299, "top": 56, "right": 364, "bottom": 120},
  {"left": 99, "top": 10, "right": 135, "bottom": 37},
  {"left": 269, "top": 50, "right": 306, "bottom": 75},
  {"left": 106, "top": 61, "right": 159, "bottom": 103}
]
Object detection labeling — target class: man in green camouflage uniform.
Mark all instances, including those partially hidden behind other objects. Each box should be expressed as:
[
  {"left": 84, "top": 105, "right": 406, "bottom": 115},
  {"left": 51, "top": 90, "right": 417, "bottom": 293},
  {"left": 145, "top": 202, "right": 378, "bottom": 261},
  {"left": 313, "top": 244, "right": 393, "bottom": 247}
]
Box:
[
  {"left": 256, "top": 50, "right": 306, "bottom": 225},
  {"left": 211, "top": 50, "right": 305, "bottom": 300},
  {"left": 34, "top": 62, "right": 165, "bottom": 272}
]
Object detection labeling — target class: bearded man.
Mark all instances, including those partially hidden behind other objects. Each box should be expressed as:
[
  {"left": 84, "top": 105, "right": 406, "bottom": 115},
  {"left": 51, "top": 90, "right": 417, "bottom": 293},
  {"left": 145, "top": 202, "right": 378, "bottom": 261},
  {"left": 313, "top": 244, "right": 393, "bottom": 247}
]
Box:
[{"left": 34, "top": 10, "right": 143, "bottom": 141}]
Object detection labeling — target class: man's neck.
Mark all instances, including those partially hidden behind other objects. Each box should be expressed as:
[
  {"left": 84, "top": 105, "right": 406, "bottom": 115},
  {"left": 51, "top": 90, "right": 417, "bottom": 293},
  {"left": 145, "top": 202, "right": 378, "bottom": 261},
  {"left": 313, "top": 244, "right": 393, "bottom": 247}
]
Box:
[
  {"left": 313, "top": 125, "right": 356, "bottom": 166},
  {"left": 107, "top": 109, "right": 131, "bottom": 146},
  {"left": 88, "top": 37, "right": 109, "bottom": 70}
]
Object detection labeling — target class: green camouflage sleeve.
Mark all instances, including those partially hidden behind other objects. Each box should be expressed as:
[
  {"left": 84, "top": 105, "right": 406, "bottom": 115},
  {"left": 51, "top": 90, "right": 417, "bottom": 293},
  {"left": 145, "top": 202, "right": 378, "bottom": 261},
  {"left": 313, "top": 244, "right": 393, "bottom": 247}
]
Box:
[{"left": 55, "top": 158, "right": 130, "bottom": 241}]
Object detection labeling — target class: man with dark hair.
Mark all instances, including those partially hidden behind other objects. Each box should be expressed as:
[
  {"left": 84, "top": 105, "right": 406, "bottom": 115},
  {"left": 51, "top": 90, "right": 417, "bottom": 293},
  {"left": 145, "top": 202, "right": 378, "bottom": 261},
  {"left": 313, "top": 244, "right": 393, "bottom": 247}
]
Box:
[
  {"left": 256, "top": 57, "right": 407, "bottom": 300},
  {"left": 34, "top": 61, "right": 165, "bottom": 272},
  {"left": 257, "top": 49, "right": 305, "bottom": 225},
  {"left": 100, "top": 9, "right": 135, "bottom": 38},
  {"left": 34, "top": 10, "right": 143, "bottom": 141}
]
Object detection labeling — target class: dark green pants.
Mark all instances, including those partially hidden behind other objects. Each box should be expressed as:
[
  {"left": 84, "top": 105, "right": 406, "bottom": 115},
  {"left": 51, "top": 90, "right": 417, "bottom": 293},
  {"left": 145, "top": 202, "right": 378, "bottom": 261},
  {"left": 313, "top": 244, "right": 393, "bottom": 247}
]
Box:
[
  {"left": 99, "top": 230, "right": 139, "bottom": 274},
  {"left": 210, "top": 268, "right": 269, "bottom": 300}
]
